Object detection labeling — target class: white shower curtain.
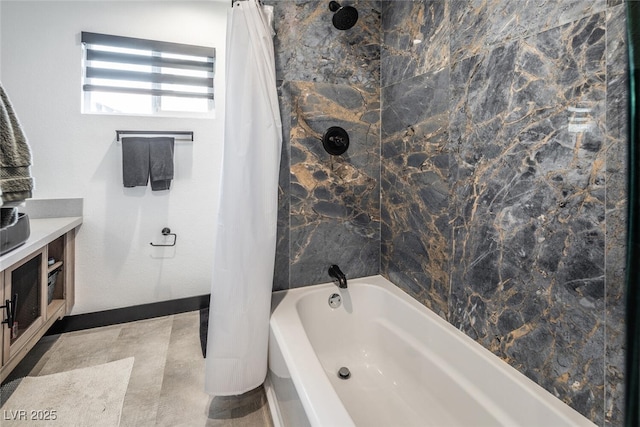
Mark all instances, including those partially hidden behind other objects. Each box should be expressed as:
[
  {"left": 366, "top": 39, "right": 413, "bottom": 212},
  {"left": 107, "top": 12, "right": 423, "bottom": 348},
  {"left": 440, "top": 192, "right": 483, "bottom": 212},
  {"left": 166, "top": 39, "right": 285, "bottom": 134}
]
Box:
[{"left": 205, "top": 0, "right": 282, "bottom": 396}]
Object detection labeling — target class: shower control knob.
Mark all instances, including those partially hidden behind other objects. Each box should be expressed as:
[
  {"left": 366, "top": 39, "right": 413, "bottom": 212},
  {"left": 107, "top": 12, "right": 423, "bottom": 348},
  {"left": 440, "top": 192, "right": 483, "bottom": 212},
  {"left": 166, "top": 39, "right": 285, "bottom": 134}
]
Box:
[{"left": 322, "top": 127, "right": 350, "bottom": 155}]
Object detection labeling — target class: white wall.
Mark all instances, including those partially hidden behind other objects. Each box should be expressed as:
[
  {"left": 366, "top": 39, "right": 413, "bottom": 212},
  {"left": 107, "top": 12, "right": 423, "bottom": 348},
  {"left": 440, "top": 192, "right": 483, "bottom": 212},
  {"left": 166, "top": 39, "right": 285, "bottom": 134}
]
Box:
[
  {"left": 1, "top": 1, "right": 227, "bottom": 314},
  {"left": 0, "top": 1, "right": 2, "bottom": 81}
]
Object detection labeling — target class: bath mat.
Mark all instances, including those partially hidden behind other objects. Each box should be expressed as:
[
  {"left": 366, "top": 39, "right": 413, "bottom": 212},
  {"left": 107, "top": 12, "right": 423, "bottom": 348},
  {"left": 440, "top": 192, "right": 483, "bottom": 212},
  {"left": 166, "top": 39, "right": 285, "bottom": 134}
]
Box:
[
  {"left": 0, "top": 357, "right": 134, "bottom": 426},
  {"left": 0, "top": 377, "right": 23, "bottom": 407}
]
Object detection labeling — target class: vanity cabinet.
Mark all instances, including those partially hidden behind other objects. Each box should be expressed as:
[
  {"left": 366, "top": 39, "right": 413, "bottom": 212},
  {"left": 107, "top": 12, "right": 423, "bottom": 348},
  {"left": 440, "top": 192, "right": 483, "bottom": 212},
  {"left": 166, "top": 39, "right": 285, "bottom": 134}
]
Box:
[
  {"left": 3, "top": 247, "right": 46, "bottom": 363},
  {"left": 0, "top": 219, "right": 79, "bottom": 383}
]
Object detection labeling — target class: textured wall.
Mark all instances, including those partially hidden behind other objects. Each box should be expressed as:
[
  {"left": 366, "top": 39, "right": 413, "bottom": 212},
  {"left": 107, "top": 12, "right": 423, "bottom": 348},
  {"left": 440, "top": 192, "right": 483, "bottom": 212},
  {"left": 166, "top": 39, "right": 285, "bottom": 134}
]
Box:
[
  {"left": 0, "top": 1, "right": 227, "bottom": 314},
  {"left": 270, "top": 0, "right": 382, "bottom": 290},
  {"left": 380, "top": 1, "right": 627, "bottom": 425}
]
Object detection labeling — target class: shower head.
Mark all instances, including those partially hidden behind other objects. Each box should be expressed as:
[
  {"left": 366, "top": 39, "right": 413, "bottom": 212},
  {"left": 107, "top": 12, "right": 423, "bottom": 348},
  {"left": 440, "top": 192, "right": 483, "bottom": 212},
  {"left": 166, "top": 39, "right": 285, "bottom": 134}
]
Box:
[{"left": 329, "top": 1, "right": 358, "bottom": 31}]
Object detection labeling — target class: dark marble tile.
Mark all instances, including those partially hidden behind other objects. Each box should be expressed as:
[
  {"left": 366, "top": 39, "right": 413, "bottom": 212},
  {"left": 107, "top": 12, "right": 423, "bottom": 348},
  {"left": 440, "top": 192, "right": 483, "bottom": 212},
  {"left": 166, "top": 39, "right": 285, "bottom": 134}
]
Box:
[
  {"left": 381, "top": 68, "right": 449, "bottom": 137},
  {"left": 606, "top": 2, "right": 628, "bottom": 84},
  {"left": 269, "top": 0, "right": 382, "bottom": 289},
  {"left": 448, "top": 12, "right": 607, "bottom": 423},
  {"left": 288, "top": 81, "right": 380, "bottom": 286},
  {"left": 381, "top": 0, "right": 449, "bottom": 87},
  {"left": 270, "top": 0, "right": 381, "bottom": 91},
  {"left": 274, "top": 81, "right": 292, "bottom": 291},
  {"left": 381, "top": 67, "right": 452, "bottom": 318},
  {"left": 604, "top": 4, "right": 628, "bottom": 425},
  {"left": 290, "top": 220, "right": 380, "bottom": 286},
  {"left": 450, "top": 0, "right": 607, "bottom": 64}
]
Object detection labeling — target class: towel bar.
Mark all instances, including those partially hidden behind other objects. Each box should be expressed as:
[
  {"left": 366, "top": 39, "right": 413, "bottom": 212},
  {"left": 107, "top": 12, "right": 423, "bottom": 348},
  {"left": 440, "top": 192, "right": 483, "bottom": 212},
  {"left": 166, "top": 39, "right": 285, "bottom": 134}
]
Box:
[{"left": 116, "top": 130, "right": 193, "bottom": 142}]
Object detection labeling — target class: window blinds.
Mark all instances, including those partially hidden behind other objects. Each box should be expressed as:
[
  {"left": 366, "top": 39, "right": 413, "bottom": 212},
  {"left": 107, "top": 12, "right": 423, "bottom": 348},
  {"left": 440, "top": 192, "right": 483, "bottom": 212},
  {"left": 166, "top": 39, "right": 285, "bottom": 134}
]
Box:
[{"left": 81, "top": 32, "right": 215, "bottom": 100}]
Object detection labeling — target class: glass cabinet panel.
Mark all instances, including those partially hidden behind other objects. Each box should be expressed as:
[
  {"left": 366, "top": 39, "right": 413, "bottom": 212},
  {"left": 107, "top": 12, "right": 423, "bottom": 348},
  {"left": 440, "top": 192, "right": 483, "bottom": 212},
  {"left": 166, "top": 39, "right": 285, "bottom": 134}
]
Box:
[
  {"left": 2, "top": 247, "right": 45, "bottom": 362},
  {"left": 9, "top": 253, "right": 42, "bottom": 344}
]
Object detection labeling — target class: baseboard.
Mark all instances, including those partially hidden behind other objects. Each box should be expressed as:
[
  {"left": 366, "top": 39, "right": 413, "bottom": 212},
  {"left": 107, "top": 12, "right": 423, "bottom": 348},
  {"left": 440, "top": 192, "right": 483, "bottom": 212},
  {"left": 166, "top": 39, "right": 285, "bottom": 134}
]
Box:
[{"left": 46, "top": 294, "right": 210, "bottom": 335}]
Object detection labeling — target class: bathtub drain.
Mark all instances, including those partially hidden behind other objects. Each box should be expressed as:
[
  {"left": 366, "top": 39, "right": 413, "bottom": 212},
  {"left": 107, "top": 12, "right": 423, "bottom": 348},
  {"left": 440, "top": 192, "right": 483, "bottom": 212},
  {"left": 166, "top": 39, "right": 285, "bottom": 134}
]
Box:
[
  {"left": 338, "top": 367, "right": 351, "bottom": 380},
  {"left": 328, "top": 293, "right": 342, "bottom": 308}
]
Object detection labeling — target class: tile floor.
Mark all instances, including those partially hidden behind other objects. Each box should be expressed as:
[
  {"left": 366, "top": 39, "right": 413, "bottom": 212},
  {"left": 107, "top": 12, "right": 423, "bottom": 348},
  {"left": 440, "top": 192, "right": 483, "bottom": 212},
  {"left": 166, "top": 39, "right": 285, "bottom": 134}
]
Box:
[{"left": 2, "top": 311, "right": 274, "bottom": 427}]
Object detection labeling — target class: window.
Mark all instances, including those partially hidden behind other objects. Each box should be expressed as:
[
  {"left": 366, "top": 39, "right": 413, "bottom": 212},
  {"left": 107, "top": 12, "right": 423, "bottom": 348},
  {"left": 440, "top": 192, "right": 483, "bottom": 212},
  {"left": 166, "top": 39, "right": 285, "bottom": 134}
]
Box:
[{"left": 81, "top": 32, "right": 215, "bottom": 116}]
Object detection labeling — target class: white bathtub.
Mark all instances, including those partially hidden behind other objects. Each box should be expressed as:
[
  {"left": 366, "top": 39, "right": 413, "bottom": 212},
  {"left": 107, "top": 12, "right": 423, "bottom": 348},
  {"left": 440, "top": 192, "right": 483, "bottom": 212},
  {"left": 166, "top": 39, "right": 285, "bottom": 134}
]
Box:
[{"left": 265, "top": 275, "right": 596, "bottom": 427}]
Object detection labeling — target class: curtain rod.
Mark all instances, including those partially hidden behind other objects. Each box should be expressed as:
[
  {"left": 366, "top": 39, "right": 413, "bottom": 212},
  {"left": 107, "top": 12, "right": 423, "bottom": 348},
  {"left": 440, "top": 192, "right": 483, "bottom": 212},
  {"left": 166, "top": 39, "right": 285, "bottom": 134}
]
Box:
[{"left": 116, "top": 130, "right": 194, "bottom": 142}]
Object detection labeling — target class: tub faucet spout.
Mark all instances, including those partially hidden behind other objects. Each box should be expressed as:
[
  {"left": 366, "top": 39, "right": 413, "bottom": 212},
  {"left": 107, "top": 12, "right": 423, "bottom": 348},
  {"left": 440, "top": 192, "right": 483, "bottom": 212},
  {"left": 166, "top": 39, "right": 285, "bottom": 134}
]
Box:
[{"left": 328, "top": 265, "right": 347, "bottom": 289}]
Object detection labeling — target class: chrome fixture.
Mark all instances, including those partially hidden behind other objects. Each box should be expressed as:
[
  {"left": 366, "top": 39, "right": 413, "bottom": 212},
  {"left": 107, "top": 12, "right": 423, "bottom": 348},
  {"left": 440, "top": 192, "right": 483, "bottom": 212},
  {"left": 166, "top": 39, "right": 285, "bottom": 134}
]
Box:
[
  {"left": 338, "top": 366, "right": 351, "bottom": 379},
  {"left": 328, "top": 293, "right": 342, "bottom": 308},
  {"left": 150, "top": 227, "right": 177, "bottom": 247}
]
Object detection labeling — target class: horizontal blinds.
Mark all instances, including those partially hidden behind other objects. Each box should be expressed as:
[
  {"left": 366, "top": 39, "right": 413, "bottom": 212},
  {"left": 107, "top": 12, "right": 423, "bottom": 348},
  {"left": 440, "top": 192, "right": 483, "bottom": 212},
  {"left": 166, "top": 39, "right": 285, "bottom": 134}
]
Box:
[
  {"left": 81, "top": 32, "right": 215, "bottom": 100},
  {"left": 82, "top": 85, "right": 213, "bottom": 99},
  {"left": 86, "top": 50, "right": 213, "bottom": 71}
]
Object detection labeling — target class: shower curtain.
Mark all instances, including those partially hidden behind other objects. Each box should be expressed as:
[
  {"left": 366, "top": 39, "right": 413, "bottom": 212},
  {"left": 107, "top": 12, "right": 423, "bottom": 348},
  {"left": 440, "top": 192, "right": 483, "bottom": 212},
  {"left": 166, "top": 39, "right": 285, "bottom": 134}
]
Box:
[{"left": 205, "top": 0, "right": 282, "bottom": 396}]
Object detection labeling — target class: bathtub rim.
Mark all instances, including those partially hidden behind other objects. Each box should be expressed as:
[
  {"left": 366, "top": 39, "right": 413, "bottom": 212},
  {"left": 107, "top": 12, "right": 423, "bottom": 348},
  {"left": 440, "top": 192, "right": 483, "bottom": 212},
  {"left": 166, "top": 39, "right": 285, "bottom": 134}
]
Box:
[
  {"left": 269, "top": 285, "right": 355, "bottom": 427},
  {"left": 267, "top": 274, "right": 596, "bottom": 427},
  {"left": 263, "top": 375, "right": 284, "bottom": 427}
]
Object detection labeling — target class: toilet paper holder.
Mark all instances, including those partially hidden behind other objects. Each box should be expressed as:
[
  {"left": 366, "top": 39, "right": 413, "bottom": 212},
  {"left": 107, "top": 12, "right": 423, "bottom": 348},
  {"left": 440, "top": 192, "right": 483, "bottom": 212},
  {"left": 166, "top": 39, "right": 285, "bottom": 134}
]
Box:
[{"left": 150, "top": 227, "right": 177, "bottom": 247}]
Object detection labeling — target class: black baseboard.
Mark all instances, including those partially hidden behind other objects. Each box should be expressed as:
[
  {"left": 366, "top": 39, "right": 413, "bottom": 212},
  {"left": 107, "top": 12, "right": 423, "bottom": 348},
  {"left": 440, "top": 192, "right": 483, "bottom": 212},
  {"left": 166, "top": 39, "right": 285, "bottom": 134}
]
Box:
[{"left": 46, "top": 294, "right": 210, "bottom": 335}]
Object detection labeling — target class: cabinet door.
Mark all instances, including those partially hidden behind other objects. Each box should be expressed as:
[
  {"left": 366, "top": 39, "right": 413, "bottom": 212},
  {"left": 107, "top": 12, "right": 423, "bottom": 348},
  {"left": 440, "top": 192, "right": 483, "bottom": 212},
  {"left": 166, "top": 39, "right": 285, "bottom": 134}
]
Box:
[{"left": 2, "top": 247, "right": 46, "bottom": 361}]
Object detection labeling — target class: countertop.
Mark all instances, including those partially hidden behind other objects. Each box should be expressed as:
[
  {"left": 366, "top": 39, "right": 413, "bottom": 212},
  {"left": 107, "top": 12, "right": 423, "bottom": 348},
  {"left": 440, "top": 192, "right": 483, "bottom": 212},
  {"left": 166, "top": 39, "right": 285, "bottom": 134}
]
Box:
[{"left": 0, "top": 216, "right": 82, "bottom": 271}]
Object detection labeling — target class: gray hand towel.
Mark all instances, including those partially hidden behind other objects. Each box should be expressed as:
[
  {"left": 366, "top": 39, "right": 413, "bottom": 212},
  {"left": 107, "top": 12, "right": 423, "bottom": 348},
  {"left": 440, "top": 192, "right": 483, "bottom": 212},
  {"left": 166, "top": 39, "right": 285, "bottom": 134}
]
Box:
[
  {"left": 122, "top": 137, "right": 150, "bottom": 187},
  {"left": 149, "top": 137, "right": 174, "bottom": 191}
]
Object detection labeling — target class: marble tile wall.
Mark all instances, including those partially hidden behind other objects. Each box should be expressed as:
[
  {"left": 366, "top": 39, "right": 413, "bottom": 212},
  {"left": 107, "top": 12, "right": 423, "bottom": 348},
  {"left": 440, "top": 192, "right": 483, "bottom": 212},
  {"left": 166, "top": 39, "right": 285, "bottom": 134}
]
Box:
[
  {"left": 380, "top": 0, "right": 452, "bottom": 317},
  {"left": 380, "top": 1, "right": 627, "bottom": 425},
  {"left": 287, "top": 81, "right": 381, "bottom": 286},
  {"left": 449, "top": 12, "right": 607, "bottom": 423},
  {"left": 269, "top": 0, "right": 382, "bottom": 290},
  {"left": 267, "top": 0, "right": 627, "bottom": 424},
  {"left": 604, "top": 3, "right": 628, "bottom": 425}
]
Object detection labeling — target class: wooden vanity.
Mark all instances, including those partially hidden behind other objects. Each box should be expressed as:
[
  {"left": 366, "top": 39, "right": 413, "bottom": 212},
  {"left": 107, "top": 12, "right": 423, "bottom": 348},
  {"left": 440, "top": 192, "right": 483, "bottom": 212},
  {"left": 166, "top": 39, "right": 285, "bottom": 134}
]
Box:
[{"left": 0, "top": 216, "right": 82, "bottom": 382}]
